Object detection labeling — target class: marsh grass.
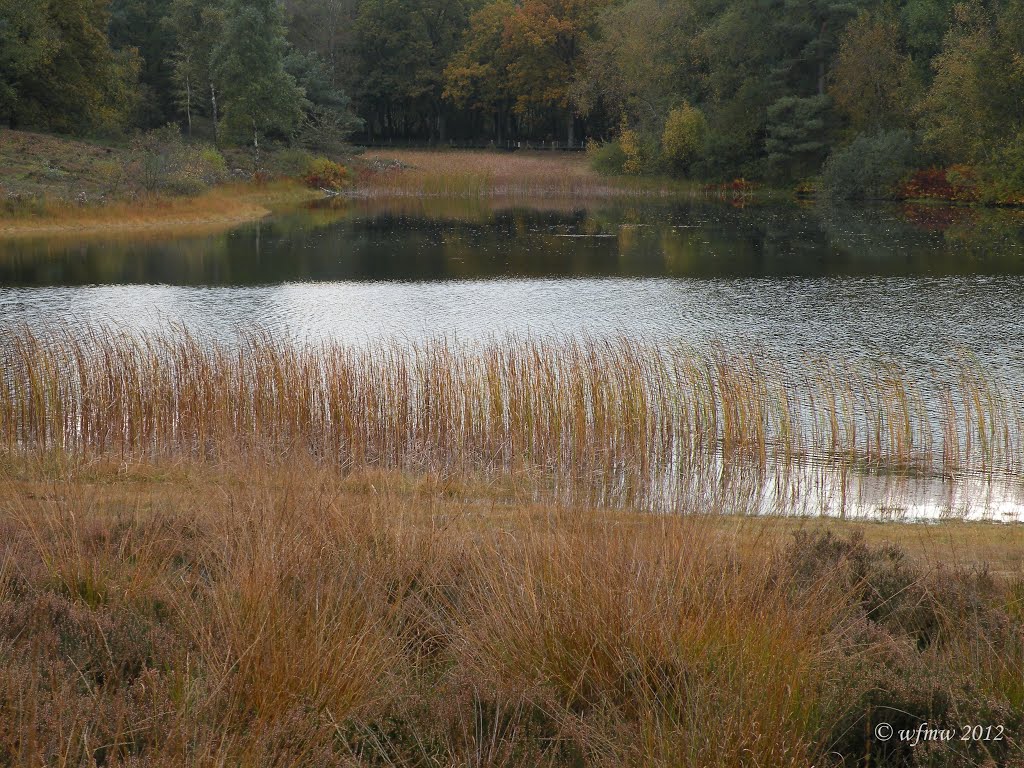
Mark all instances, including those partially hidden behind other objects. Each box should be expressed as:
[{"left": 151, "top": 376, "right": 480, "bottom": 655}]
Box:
[
  {"left": 356, "top": 150, "right": 685, "bottom": 200},
  {"left": 0, "top": 181, "right": 320, "bottom": 239},
  {"left": 1, "top": 327, "right": 1022, "bottom": 518},
  {"left": 0, "top": 456, "right": 1022, "bottom": 766}
]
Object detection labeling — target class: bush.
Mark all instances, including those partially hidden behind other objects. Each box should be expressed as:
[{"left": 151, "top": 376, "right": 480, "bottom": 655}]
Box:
[
  {"left": 302, "top": 157, "right": 349, "bottom": 190},
  {"left": 979, "top": 131, "right": 1024, "bottom": 204},
  {"left": 820, "top": 130, "right": 917, "bottom": 200},
  {"left": 128, "top": 126, "right": 228, "bottom": 196},
  {"left": 661, "top": 102, "right": 708, "bottom": 175},
  {"left": 587, "top": 139, "right": 627, "bottom": 175},
  {"left": 267, "top": 148, "right": 316, "bottom": 178}
]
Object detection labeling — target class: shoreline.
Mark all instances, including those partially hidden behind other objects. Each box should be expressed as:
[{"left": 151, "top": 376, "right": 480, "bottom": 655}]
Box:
[{"left": 0, "top": 181, "right": 324, "bottom": 240}]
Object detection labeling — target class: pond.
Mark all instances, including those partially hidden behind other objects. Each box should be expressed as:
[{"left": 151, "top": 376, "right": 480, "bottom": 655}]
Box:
[{"left": 3, "top": 196, "right": 1024, "bottom": 520}]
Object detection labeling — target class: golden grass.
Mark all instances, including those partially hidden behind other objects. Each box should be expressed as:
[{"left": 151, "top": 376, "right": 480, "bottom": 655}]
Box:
[
  {"left": 356, "top": 149, "right": 679, "bottom": 199},
  {"left": 1, "top": 453, "right": 1022, "bottom": 766},
  {"left": 0, "top": 181, "right": 321, "bottom": 239},
  {"left": 2, "top": 327, "right": 1021, "bottom": 518}
]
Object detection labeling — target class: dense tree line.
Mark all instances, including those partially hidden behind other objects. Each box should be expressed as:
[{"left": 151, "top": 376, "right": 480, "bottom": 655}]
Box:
[{"left": 2, "top": 0, "right": 1023, "bottom": 191}]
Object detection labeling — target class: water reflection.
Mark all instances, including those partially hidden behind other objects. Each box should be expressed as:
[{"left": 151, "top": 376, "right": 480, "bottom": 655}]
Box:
[
  {"left": 2, "top": 199, "right": 1024, "bottom": 287},
  {"left": 3, "top": 198, "right": 1024, "bottom": 521}
]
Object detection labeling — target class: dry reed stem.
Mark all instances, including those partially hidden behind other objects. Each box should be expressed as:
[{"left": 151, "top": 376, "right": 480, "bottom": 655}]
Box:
[{"left": 1, "top": 326, "right": 1022, "bottom": 517}]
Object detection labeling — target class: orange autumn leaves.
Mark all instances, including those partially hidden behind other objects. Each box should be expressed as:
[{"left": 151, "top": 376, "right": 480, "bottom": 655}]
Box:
[{"left": 444, "top": 0, "right": 608, "bottom": 120}]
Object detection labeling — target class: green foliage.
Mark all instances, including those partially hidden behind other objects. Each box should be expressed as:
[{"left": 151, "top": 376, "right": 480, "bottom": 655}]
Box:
[
  {"left": 978, "top": 131, "right": 1024, "bottom": 204},
  {"left": 127, "top": 125, "right": 227, "bottom": 195},
  {"left": 765, "top": 95, "right": 834, "bottom": 181},
  {"left": 820, "top": 130, "right": 917, "bottom": 200},
  {"left": 285, "top": 49, "right": 361, "bottom": 150},
  {"left": 830, "top": 10, "right": 920, "bottom": 131},
  {"left": 269, "top": 147, "right": 317, "bottom": 177},
  {"left": 921, "top": 0, "right": 1024, "bottom": 165},
  {"left": 302, "top": 157, "right": 349, "bottom": 189},
  {"left": 661, "top": 102, "right": 707, "bottom": 175},
  {"left": 213, "top": 0, "right": 305, "bottom": 148},
  {"left": 165, "top": 0, "right": 226, "bottom": 140},
  {"left": 354, "top": 0, "right": 473, "bottom": 141},
  {"left": 109, "top": 0, "right": 175, "bottom": 128},
  {"left": 586, "top": 139, "right": 627, "bottom": 175},
  {"left": 443, "top": 0, "right": 515, "bottom": 139},
  {"left": 0, "top": 0, "right": 139, "bottom": 135},
  {"left": 574, "top": 0, "right": 701, "bottom": 133},
  {"left": 5, "top": 0, "right": 1024, "bottom": 191}
]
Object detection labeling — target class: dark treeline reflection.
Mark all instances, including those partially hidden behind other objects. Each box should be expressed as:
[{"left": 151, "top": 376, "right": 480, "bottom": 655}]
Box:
[{"left": 3, "top": 201, "right": 1024, "bottom": 287}]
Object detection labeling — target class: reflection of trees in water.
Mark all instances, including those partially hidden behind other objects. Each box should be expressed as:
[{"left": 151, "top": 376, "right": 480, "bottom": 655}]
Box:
[
  {"left": 815, "top": 203, "right": 1024, "bottom": 275},
  {"left": 3, "top": 200, "right": 1024, "bottom": 286}
]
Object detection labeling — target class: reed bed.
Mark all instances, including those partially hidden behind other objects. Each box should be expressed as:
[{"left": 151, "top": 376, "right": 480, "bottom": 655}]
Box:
[
  {"left": 356, "top": 150, "right": 674, "bottom": 199},
  {"left": 2, "top": 326, "right": 1022, "bottom": 518}
]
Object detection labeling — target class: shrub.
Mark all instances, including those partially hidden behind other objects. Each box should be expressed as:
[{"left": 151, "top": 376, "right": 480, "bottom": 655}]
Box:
[
  {"left": 661, "top": 102, "right": 708, "bottom": 175},
  {"left": 302, "top": 157, "right": 349, "bottom": 190},
  {"left": 127, "top": 126, "right": 228, "bottom": 196},
  {"left": 268, "top": 147, "right": 315, "bottom": 178},
  {"left": 198, "top": 147, "right": 228, "bottom": 183},
  {"left": 587, "top": 138, "right": 627, "bottom": 175},
  {"left": 619, "top": 118, "right": 644, "bottom": 175},
  {"left": 978, "top": 131, "right": 1024, "bottom": 204},
  {"left": 820, "top": 129, "right": 917, "bottom": 200}
]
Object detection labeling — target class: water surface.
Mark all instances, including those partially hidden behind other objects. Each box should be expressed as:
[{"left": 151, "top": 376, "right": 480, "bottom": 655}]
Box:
[{"left": 3, "top": 197, "right": 1024, "bottom": 519}]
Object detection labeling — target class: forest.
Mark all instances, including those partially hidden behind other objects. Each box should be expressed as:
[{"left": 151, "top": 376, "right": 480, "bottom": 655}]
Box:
[{"left": 2, "top": 0, "right": 1024, "bottom": 196}]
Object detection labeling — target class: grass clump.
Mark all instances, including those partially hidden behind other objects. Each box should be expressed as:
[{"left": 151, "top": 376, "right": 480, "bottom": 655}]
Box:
[{"left": 0, "top": 456, "right": 1022, "bottom": 765}]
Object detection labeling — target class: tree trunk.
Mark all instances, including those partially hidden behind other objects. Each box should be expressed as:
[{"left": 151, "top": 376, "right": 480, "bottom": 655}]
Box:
[
  {"left": 817, "top": 20, "right": 828, "bottom": 96},
  {"left": 210, "top": 83, "right": 219, "bottom": 146},
  {"left": 253, "top": 120, "right": 261, "bottom": 172},
  {"left": 185, "top": 75, "right": 192, "bottom": 138},
  {"left": 566, "top": 112, "right": 575, "bottom": 148},
  {"left": 438, "top": 111, "right": 447, "bottom": 143}
]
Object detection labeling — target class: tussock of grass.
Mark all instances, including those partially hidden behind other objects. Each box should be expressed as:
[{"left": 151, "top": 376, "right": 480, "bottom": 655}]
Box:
[
  {"left": 0, "top": 456, "right": 1022, "bottom": 766},
  {"left": 1, "top": 327, "right": 1022, "bottom": 517}
]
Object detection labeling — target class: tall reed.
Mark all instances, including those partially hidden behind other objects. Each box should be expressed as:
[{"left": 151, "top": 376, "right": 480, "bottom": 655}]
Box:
[{"left": 1, "top": 326, "right": 1021, "bottom": 517}]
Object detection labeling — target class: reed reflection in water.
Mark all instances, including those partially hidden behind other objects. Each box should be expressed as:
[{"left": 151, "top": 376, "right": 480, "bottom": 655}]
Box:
[{"left": 2, "top": 326, "right": 1022, "bottom": 520}]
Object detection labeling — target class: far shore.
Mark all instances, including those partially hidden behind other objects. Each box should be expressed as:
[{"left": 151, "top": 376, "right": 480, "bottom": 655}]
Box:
[{"left": 0, "top": 181, "right": 324, "bottom": 239}]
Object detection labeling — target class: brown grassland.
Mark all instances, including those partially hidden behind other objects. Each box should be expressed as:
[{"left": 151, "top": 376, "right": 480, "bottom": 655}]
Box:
[
  {"left": 0, "top": 131, "right": 673, "bottom": 239},
  {"left": 1, "top": 328, "right": 1024, "bottom": 766},
  {"left": 2, "top": 454, "right": 1024, "bottom": 767},
  {"left": 0, "top": 129, "right": 328, "bottom": 239},
  {"left": 0, "top": 182, "right": 319, "bottom": 239},
  {"left": 353, "top": 149, "right": 678, "bottom": 199}
]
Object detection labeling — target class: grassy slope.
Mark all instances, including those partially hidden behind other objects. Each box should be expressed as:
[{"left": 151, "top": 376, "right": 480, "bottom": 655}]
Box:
[{"left": 0, "top": 129, "right": 321, "bottom": 238}]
